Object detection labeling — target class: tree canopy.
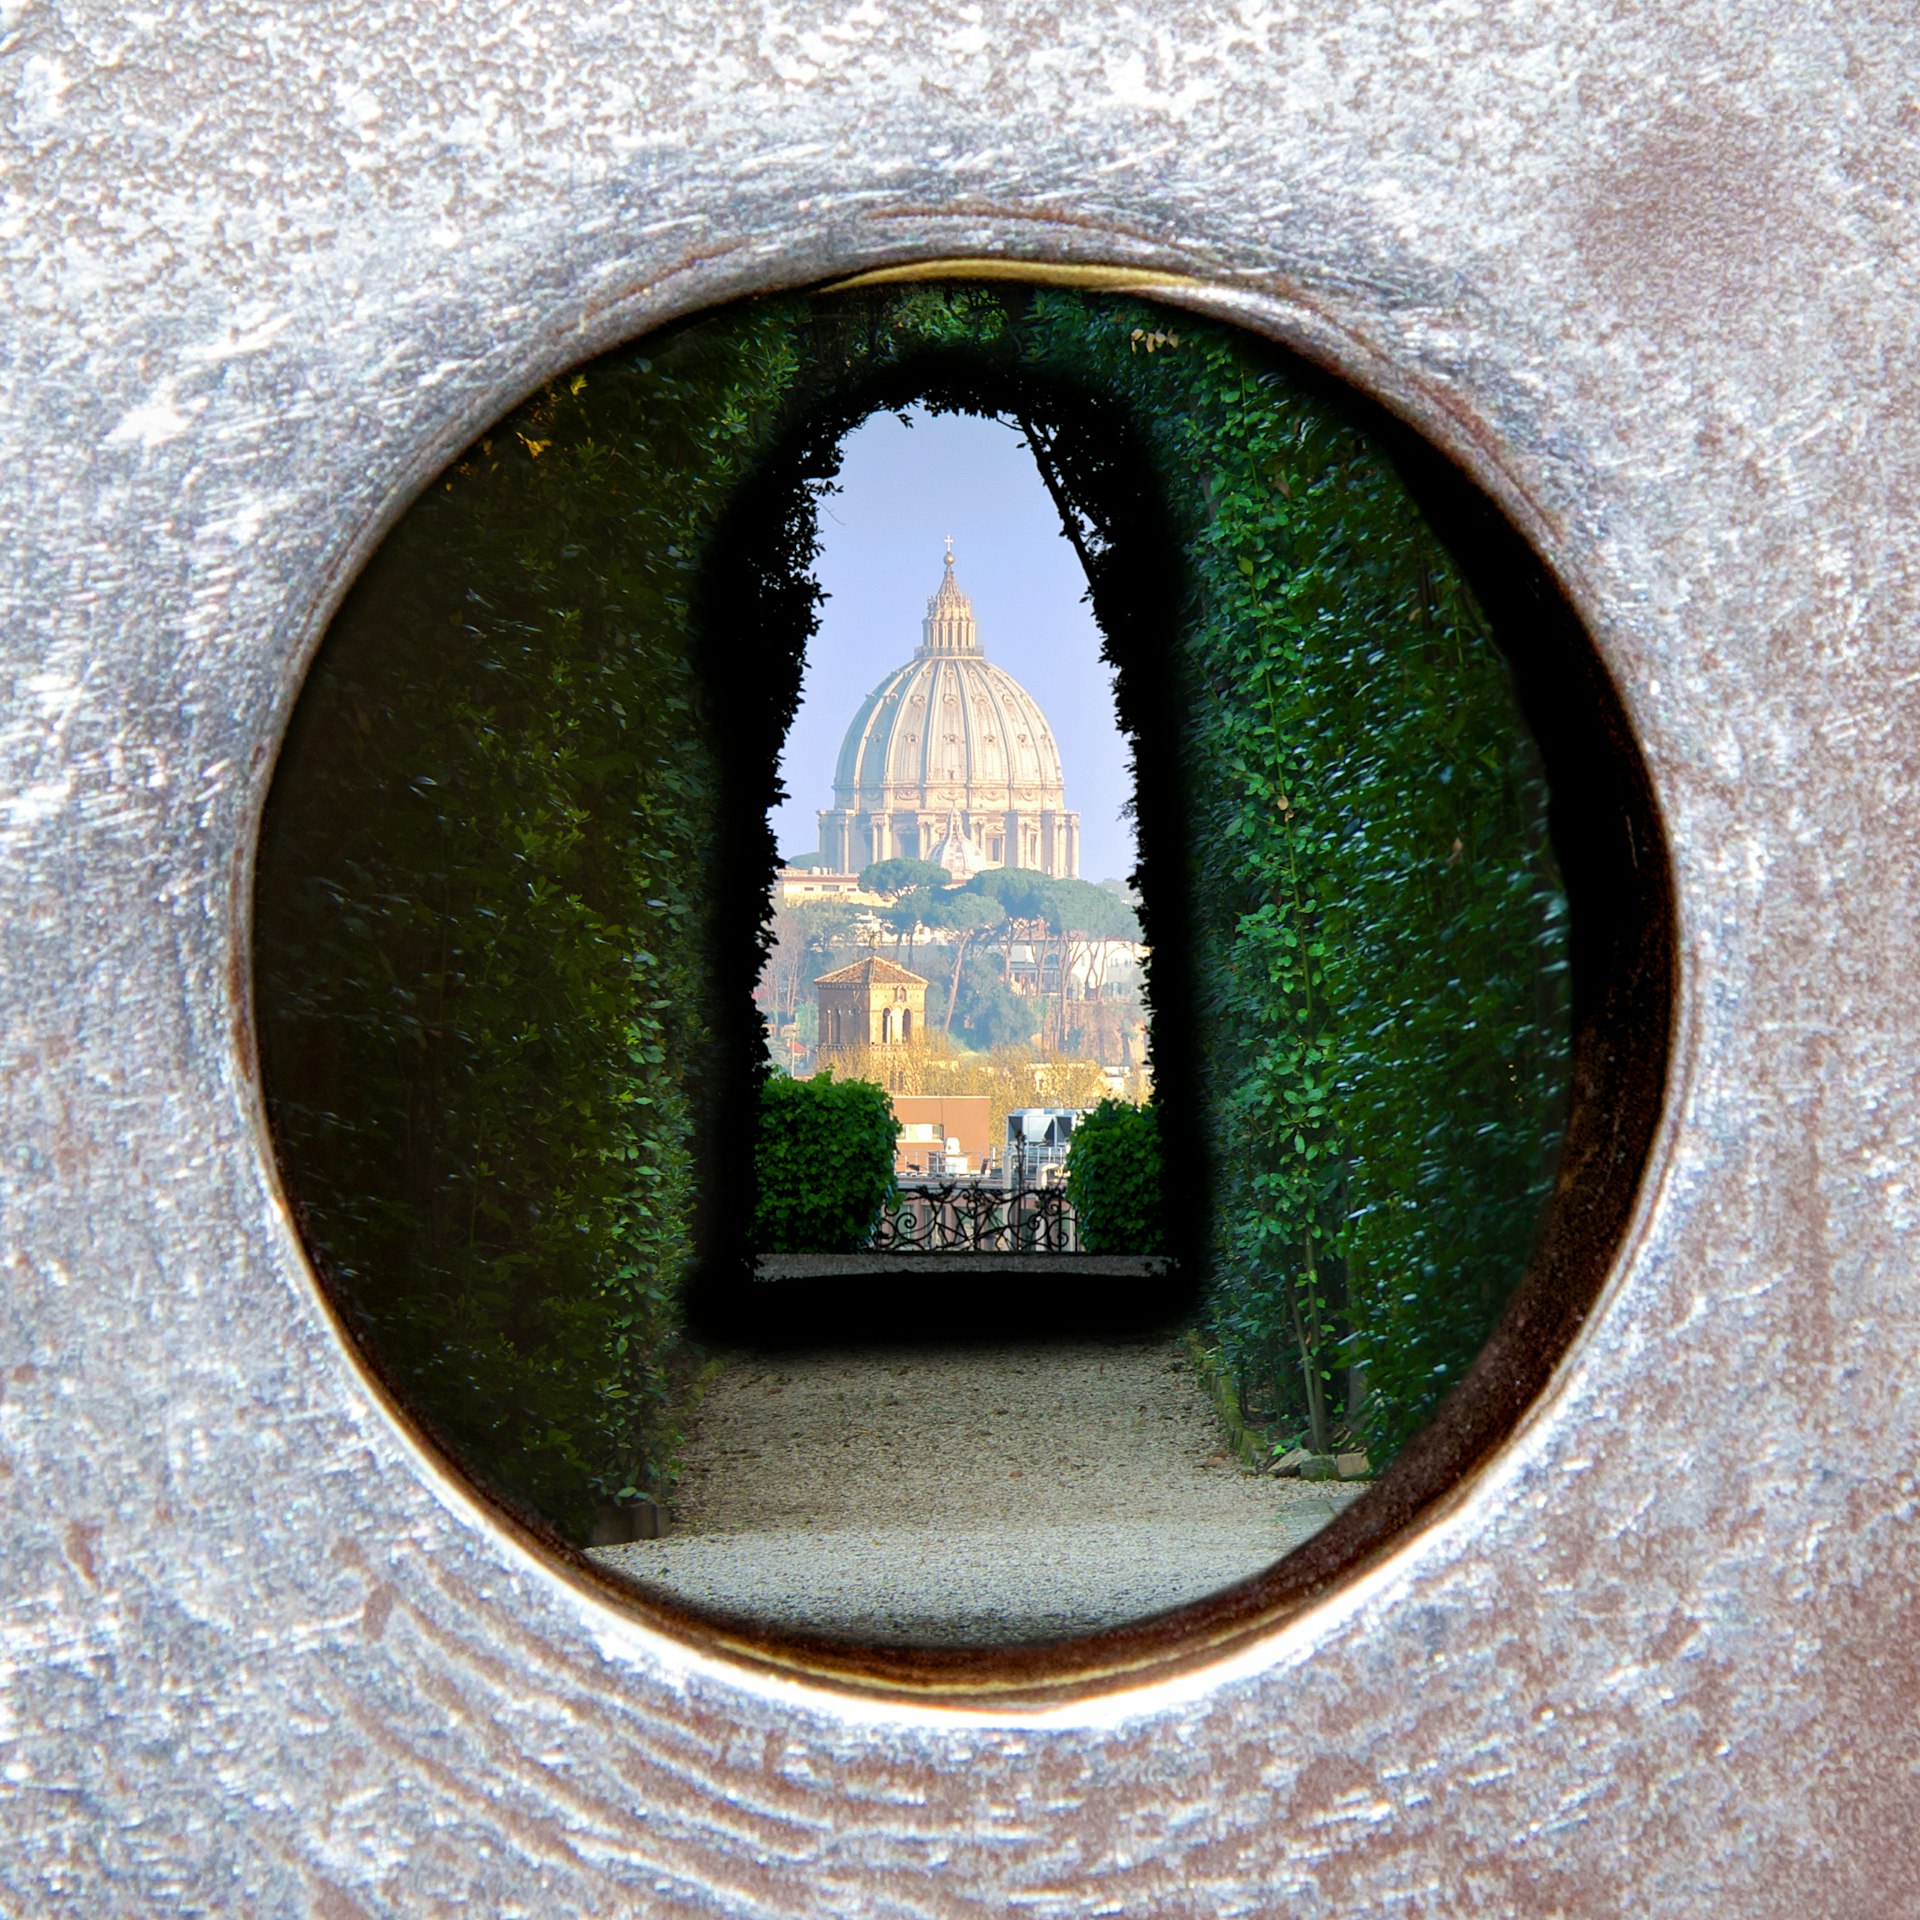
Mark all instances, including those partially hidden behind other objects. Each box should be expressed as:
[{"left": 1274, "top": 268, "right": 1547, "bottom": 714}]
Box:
[
  {"left": 909, "top": 889, "right": 1006, "bottom": 935},
  {"left": 858, "top": 856, "right": 953, "bottom": 898},
  {"left": 959, "top": 868, "right": 1142, "bottom": 940}
]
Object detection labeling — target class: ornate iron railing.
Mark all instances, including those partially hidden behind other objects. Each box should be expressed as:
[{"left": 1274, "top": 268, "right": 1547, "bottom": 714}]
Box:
[{"left": 868, "top": 1182, "right": 1079, "bottom": 1254}]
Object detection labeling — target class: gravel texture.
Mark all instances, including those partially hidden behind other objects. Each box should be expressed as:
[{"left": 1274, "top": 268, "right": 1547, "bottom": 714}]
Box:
[{"left": 593, "top": 1335, "right": 1364, "bottom": 1645}]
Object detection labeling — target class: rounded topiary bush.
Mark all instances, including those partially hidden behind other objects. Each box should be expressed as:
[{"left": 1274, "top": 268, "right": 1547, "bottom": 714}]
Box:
[
  {"left": 754, "top": 1074, "right": 900, "bottom": 1253},
  {"left": 1064, "top": 1100, "right": 1166, "bottom": 1255}
]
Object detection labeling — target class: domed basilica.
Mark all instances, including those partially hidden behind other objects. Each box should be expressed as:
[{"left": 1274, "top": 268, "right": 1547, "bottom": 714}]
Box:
[{"left": 816, "top": 546, "right": 1081, "bottom": 879}]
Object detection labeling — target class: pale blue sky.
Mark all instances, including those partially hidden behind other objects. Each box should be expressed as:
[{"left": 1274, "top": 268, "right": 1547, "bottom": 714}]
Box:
[{"left": 769, "top": 406, "right": 1138, "bottom": 884}]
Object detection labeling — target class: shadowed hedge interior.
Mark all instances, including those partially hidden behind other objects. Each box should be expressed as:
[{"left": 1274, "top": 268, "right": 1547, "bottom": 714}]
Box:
[{"left": 255, "top": 282, "right": 1585, "bottom": 1545}]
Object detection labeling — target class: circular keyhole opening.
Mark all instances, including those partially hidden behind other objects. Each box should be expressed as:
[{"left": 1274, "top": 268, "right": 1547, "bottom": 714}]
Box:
[{"left": 253, "top": 273, "right": 1669, "bottom": 1702}]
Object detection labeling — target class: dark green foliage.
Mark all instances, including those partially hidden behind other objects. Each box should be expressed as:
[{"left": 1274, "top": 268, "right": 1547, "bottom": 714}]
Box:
[
  {"left": 256, "top": 276, "right": 1570, "bottom": 1538},
  {"left": 753, "top": 1074, "right": 900, "bottom": 1252},
  {"left": 859, "top": 857, "right": 952, "bottom": 898},
  {"left": 255, "top": 309, "right": 811, "bottom": 1535},
  {"left": 912, "top": 890, "right": 1005, "bottom": 935},
  {"left": 789, "top": 900, "right": 863, "bottom": 945},
  {"left": 1014, "top": 294, "right": 1571, "bottom": 1459},
  {"left": 949, "top": 971, "right": 1039, "bottom": 1052},
  {"left": 959, "top": 869, "right": 1143, "bottom": 940},
  {"left": 1065, "top": 1101, "right": 1166, "bottom": 1254}
]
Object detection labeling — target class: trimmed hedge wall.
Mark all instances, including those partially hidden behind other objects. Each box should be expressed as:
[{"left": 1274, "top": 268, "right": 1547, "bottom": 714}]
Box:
[
  {"left": 1014, "top": 295, "right": 1571, "bottom": 1459},
  {"left": 1064, "top": 1101, "right": 1166, "bottom": 1255},
  {"left": 753, "top": 1074, "right": 901, "bottom": 1254},
  {"left": 254, "top": 309, "right": 811, "bottom": 1536},
  {"left": 256, "top": 281, "right": 1571, "bottom": 1535}
]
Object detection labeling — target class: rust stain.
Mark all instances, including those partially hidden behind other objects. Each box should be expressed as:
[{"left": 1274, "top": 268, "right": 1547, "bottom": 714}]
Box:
[
  {"left": 361, "top": 1582, "right": 395, "bottom": 1643},
  {"left": 228, "top": 912, "right": 257, "bottom": 1087},
  {"left": 309, "top": 1885, "right": 377, "bottom": 1920},
  {"left": 335, "top": 1693, "right": 596, "bottom": 1877},
  {"left": 576, "top": 235, "right": 761, "bottom": 331},
  {"left": 63, "top": 1520, "right": 101, "bottom": 1590},
  {"left": 1574, "top": 105, "right": 1825, "bottom": 341}
]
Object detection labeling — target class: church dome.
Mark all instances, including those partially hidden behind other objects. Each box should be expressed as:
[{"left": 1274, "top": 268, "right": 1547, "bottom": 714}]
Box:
[
  {"left": 819, "top": 546, "right": 1082, "bottom": 878},
  {"left": 832, "top": 551, "right": 1067, "bottom": 811}
]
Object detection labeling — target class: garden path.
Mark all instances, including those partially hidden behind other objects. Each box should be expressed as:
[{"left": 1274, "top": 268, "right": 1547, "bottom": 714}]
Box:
[{"left": 591, "top": 1333, "right": 1364, "bottom": 1646}]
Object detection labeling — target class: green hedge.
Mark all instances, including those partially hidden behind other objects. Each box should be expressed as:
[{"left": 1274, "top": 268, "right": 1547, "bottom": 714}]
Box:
[
  {"left": 256, "top": 282, "right": 1570, "bottom": 1534},
  {"left": 753, "top": 1075, "right": 900, "bottom": 1253},
  {"left": 254, "top": 308, "right": 810, "bottom": 1536},
  {"left": 1064, "top": 1101, "right": 1166, "bottom": 1254},
  {"left": 1015, "top": 294, "right": 1571, "bottom": 1459}
]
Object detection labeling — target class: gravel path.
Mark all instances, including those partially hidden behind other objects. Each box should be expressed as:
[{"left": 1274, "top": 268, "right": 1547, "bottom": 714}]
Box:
[{"left": 592, "top": 1335, "right": 1364, "bottom": 1646}]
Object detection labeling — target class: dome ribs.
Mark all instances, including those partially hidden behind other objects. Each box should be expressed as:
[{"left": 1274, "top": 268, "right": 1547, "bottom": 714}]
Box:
[{"left": 818, "top": 548, "right": 1081, "bottom": 876}]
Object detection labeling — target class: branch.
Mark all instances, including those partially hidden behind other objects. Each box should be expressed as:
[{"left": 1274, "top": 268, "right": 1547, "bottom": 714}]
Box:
[{"left": 1012, "top": 413, "right": 1100, "bottom": 586}]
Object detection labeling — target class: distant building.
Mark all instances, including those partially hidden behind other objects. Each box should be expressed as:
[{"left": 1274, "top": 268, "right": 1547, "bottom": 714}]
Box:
[
  {"left": 891, "top": 1094, "right": 992, "bottom": 1178},
  {"left": 816, "top": 544, "right": 1081, "bottom": 878},
  {"left": 773, "top": 867, "right": 869, "bottom": 903},
  {"left": 1005, "top": 1107, "right": 1084, "bottom": 1186},
  {"left": 924, "top": 807, "right": 992, "bottom": 883},
  {"left": 1003, "top": 936, "right": 1148, "bottom": 997},
  {"left": 814, "top": 954, "right": 929, "bottom": 1055}
]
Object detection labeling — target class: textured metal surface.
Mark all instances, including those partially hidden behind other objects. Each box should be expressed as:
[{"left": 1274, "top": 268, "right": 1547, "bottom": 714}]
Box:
[{"left": 2, "top": 0, "right": 1914, "bottom": 1911}]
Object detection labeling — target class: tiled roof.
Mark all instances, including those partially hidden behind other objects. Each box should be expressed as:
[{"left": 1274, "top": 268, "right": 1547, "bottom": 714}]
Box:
[{"left": 814, "top": 956, "right": 930, "bottom": 988}]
